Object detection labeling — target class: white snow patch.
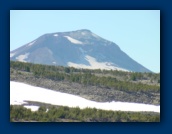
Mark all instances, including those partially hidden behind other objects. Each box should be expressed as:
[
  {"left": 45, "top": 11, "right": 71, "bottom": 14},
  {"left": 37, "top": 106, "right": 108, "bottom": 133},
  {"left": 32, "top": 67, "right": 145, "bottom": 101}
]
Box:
[
  {"left": 10, "top": 53, "right": 15, "bottom": 58},
  {"left": 53, "top": 34, "right": 58, "bottom": 37},
  {"left": 10, "top": 81, "right": 160, "bottom": 113},
  {"left": 68, "top": 55, "right": 128, "bottom": 71},
  {"left": 16, "top": 53, "right": 30, "bottom": 62},
  {"left": 64, "top": 36, "right": 83, "bottom": 45},
  {"left": 28, "top": 41, "right": 36, "bottom": 46},
  {"left": 92, "top": 33, "right": 100, "bottom": 38},
  {"left": 24, "top": 106, "right": 40, "bottom": 111},
  {"left": 81, "top": 32, "right": 86, "bottom": 35}
]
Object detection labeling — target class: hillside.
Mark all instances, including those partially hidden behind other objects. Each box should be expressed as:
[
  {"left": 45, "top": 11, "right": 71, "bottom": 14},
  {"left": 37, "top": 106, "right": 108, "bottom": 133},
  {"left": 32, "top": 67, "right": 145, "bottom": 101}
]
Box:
[
  {"left": 10, "top": 29, "right": 151, "bottom": 72},
  {"left": 10, "top": 61, "right": 160, "bottom": 105}
]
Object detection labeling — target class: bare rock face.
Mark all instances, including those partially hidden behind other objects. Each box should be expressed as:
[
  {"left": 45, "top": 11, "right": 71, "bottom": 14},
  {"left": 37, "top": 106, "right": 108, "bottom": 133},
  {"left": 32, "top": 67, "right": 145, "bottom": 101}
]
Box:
[{"left": 10, "top": 29, "right": 151, "bottom": 72}]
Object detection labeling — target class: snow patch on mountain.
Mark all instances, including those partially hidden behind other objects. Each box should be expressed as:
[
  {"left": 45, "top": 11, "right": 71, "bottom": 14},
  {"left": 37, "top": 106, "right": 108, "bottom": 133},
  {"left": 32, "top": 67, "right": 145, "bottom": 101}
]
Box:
[
  {"left": 92, "top": 33, "right": 100, "bottom": 38},
  {"left": 16, "top": 53, "right": 30, "bottom": 62},
  {"left": 64, "top": 36, "right": 83, "bottom": 45},
  {"left": 10, "top": 81, "right": 160, "bottom": 113},
  {"left": 68, "top": 55, "right": 128, "bottom": 71},
  {"left": 53, "top": 34, "right": 58, "bottom": 37},
  {"left": 81, "top": 32, "right": 86, "bottom": 35},
  {"left": 10, "top": 53, "right": 15, "bottom": 58},
  {"left": 28, "top": 41, "right": 36, "bottom": 46}
]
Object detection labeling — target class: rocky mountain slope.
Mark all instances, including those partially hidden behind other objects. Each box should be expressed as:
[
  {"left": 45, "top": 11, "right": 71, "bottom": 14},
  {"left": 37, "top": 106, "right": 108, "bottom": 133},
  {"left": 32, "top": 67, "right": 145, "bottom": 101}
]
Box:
[
  {"left": 10, "top": 61, "right": 160, "bottom": 105},
  {"left": 10, "top": 29, "right": 151, "bottom": 72}
]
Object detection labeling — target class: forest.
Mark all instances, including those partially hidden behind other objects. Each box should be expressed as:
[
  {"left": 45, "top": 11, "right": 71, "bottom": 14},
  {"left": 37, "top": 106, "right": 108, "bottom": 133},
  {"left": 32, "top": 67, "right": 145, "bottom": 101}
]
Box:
[
  {"left": 10, "top": 61, "right": 160, "bottom": 94},
  {"left": 10, "top": 105, "right": 160, "bottom": 122}
]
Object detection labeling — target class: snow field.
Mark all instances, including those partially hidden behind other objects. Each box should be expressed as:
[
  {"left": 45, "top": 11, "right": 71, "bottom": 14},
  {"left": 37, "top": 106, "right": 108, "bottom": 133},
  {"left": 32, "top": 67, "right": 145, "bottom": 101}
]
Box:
[
  {"left": 24, "top": 106, "right": 40, "bottom": 111},
  {"left": 10, "top": 81, "right": 160, "bottom": 113},
  {"left": 68, "top": 55, "right": 129, "bottom": 71}
]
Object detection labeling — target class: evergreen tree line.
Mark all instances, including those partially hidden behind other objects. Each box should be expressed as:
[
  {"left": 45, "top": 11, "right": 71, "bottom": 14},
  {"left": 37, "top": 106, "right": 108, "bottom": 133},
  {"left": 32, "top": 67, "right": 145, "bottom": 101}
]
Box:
[
  {"left": 10, "top": 61, "right": 160, "bottom": 81},
  {"left": 10, "top": 105, "right": 160, "bottom": 122},
  {"left": 34, "top": 70, "right": 159, "bottom": 93},
  {"left": 10, "top": 61, "right": 160, "bottom": 93}
]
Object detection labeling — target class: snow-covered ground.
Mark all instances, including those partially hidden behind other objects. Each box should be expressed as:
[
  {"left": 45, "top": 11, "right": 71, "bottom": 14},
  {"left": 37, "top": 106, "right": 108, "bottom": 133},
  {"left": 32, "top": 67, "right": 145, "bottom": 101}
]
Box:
[
  {"left": 68, "top": 55, "right": 129, "bottom": 72},
  {"left": 24, "top": 106, "right": 40, "bottom": 111},
  {"left": 64, "top": 36, "right": 83, "bottom": 45},
  {"left": 10, "top": 81, "right": 160, "bottom": 113},
  {"left": 15, "top": 53, "right": 30, "bottom": 62}
]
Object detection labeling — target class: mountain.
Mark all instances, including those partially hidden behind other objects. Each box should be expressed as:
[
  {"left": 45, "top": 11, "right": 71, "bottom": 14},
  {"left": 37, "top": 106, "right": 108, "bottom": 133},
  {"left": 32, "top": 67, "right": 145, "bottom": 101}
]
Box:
[{"left": 10, "top": 29, "right": 151, "bottom": 72}]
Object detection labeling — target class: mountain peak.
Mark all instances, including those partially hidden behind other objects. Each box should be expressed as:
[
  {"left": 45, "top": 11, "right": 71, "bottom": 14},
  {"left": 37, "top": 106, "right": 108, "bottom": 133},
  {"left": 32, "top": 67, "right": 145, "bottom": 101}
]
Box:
[
  {"left": 10, "top": 30, "right": 152, "bottom": 72},
  {"left": 76, "top": 29, "right": 92, "bottom": 32}
]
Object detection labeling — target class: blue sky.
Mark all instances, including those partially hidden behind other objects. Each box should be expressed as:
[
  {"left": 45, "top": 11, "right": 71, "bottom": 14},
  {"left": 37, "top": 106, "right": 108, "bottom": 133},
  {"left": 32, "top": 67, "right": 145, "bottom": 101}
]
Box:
[{"left": 10, "top": 10, "right": 160, "bottom": 73}]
